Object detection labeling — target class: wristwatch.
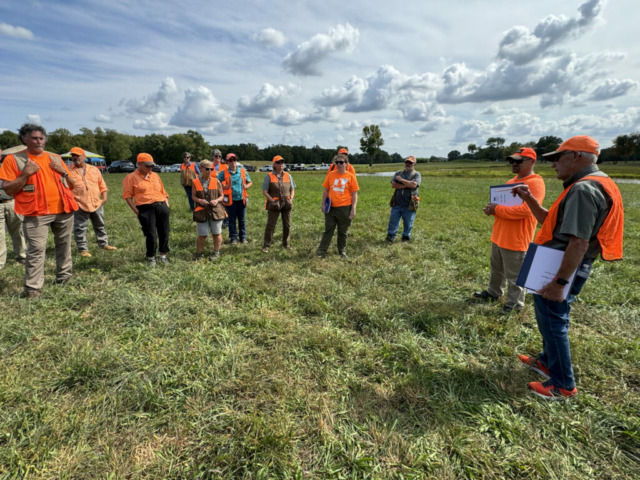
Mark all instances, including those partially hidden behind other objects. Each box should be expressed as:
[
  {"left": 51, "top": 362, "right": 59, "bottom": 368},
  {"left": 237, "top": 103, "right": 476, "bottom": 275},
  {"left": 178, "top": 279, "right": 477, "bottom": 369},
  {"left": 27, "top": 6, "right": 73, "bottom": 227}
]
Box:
[
  {"left": 553, "top": 276, "right": 569, "bottom": 286},
  {"left": 62, "top": 172, "right": 69, "bottom": 178}
]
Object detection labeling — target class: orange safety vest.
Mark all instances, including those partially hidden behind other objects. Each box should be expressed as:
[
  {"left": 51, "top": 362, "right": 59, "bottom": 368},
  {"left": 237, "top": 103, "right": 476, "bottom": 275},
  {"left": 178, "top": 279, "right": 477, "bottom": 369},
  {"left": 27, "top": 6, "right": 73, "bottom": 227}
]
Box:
[
  {"left": 535, "top": 175, "right": 624, "bottom": 261},
  {"left": 192, "top": 177, "right": 227, "bottom": 221},
  {"left": 222, "top": 168, "right": 248, "bottom": 206},
  {"left": 11, "top": 151, "right": 78, "bottom": 216},
  {"left": 264, "top": 171, "right": 292, "bottom": 209}
]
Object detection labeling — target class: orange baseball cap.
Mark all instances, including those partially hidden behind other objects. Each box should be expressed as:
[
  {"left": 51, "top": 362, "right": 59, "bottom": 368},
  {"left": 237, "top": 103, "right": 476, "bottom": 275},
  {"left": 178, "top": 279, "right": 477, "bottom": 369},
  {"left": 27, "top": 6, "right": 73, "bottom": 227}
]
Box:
[
  {"left": 272, "top": 155, "right": 284, "bottom": 163},
  {"left": 543, "top": 135, "right": 600, "bottom": 162},
  {"left": 405, "top": 156, "right": 416, "bottom": 163},
  {"left": 70, "top": 147, "right": 85, "bottom": 156},
  {"left": 226, "top": 153, "right": 237, "bottom": 161},
  {"left": 137, "top": 153, "right": 155, "bottom": 165},
  {"left": 338, "top": 148, "right": 348, "bottom": 154},
  {"left": 507, "top": 147, "right": 536, "bottom": 161}
]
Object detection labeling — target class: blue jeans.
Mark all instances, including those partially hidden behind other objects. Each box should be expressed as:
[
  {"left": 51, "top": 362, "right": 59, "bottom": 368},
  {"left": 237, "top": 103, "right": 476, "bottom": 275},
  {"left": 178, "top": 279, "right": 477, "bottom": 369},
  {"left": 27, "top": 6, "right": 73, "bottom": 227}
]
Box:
[
  {"left": 387, "top": 205, "right": 416, "bottom": 239},
  {"left": 184, "top": 186, "right": 195, "bottom": 211},
  {"left": 225, "top": 200, "right": 246, "bottom": 241},
  {"left": 533, "top": 260, "right": 592, "bottom": 390}
]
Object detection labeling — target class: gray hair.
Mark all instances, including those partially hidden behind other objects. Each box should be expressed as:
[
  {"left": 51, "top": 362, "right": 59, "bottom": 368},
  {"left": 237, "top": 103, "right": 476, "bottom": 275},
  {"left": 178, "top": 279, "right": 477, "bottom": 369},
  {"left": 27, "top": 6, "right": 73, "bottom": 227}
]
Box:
[
  {"left": 18, "top": 123, "right": 47, "bottom": 145},
  {"left": 211, "top": 149, "right": 221, "bottom": 159},
  {"left": 579, "top": 151, "right": 598, "bottom": 164}
]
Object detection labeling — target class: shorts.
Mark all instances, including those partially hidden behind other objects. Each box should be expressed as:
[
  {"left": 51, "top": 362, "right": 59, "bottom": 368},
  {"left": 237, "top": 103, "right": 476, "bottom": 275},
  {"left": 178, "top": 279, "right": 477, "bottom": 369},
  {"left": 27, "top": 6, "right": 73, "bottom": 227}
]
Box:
[{"left": 196, "top": 218, "right": 223, "bottom": 236}]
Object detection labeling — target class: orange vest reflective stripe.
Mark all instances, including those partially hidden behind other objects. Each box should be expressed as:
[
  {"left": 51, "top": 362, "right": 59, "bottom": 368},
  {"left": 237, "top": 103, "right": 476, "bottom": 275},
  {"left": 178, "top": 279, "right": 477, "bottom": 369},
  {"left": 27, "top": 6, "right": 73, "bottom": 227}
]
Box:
[
  {"left": 535, "top": 175, "right": 624, "bottom": 261},
  {"left": 12, "top": 151, "right": 78, "bottom": 216},
  {"left": 222, "top": 168, "right": 248, "bottom": 206}
]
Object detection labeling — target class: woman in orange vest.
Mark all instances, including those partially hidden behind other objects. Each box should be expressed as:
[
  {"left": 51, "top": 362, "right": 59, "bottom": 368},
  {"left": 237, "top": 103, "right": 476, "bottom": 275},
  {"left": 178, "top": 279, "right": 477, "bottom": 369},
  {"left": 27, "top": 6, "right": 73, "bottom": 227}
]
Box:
[
  {"left": 261, "top": 155, "right": 296, "bottom": 253},
  {"left": 191, "top": 160, "right": 226, "bottom": 260},
  {"left": 512, "top": 136, "right": 624, "bottom": 401}
]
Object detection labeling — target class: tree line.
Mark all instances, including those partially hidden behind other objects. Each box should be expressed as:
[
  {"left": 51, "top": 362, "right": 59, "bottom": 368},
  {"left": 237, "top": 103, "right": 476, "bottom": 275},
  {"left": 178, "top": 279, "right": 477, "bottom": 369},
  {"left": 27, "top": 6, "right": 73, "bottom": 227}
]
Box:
[
  {"left": 0, "top": 126, "right": 403, "bottom": 166},
  {"left": 447, "top": 133, "right": 640, "bottom": 163}
]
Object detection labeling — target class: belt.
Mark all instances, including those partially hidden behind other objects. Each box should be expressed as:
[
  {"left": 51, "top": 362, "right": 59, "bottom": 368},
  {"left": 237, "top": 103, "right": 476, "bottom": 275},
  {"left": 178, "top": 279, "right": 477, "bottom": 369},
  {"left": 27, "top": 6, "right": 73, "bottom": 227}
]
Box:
[{"left": 0, "top": 198, "right": 13, "bottom": 204}]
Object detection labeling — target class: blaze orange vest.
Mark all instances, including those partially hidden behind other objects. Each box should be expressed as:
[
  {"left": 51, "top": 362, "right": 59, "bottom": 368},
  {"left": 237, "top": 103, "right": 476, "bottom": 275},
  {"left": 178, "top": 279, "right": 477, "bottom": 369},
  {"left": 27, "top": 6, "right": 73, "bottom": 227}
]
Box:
[
  {"left": 192, "top": 177, "right": 227, "bottom": 221},
  {"left": 265, "top": 171, "right": 292, "bottom": 209},
  {"left": 11, "top": 151, "right": 78, "bottom": 216},
  {"left": 535, "top": 175, "right": 624, "bottom": 261},
  {"left": 222, "top": 168, "right": 248, "bottom": 206}
]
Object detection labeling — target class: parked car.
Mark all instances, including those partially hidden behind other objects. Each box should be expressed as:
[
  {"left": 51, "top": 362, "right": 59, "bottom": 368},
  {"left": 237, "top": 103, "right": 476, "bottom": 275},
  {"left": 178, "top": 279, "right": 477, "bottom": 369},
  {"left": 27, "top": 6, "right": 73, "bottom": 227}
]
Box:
[
  {"left": 306, "top": 165, "right": 318, "bottom": 171},
  {"left": 259, "top": 165, "right": 273, "bottom": 172},
  {"left": 169, "top": 164, "right": 182, "bottom": 173},
  {"left": 291, "top": 164, "right": 306, "bottom": 171},
  {"left": 107, "top": 160, "right": 135, "bottom": 173},
  {"left": 152, "top": 164, "right": 163, "bottom": 173},
  {"left": 243, "top": 164, "right": 257, "bottom": 172},
  {"left": 316, "top": 164, "right": 330, "bottom": 171}
]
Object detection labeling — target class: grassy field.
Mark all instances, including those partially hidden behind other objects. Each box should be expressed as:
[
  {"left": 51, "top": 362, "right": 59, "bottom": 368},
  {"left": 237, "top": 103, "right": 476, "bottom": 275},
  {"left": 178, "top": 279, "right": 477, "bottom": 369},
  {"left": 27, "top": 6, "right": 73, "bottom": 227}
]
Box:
[{"left": 1, "top": 165, "right": 639, "bottom": 479}]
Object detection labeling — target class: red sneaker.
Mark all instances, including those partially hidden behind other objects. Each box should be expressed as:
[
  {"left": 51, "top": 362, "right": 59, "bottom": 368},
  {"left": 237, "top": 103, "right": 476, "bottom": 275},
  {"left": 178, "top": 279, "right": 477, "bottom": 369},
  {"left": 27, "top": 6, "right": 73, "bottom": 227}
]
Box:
[
  {"left": 517, "top": 354, "right": 550, "bottom": 379},
  {"left": 528, "top": 382, "right": 577, "bottom": 400}
]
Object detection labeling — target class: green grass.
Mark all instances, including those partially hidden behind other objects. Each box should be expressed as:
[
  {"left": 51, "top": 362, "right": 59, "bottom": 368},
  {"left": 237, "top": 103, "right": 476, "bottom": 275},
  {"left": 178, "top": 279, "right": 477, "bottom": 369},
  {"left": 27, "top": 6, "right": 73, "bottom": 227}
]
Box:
[{"left": 1, "top": 165, "right": 639, "bottom": 479}]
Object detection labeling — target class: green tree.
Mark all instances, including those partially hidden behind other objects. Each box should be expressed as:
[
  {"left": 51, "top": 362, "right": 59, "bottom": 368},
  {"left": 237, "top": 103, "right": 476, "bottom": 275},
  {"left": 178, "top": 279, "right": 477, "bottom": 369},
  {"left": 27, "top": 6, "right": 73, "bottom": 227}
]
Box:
[
  {"left": 536, "top": 135, "right": 563, "bottom": 161},
  {"left": 467, "top": 144, "right": 477, "bottom": 155},
  {"left": 447, "top": 150, "right": 461, "bottom": 161},
  {"left": 46, "top": 128, "right": 75, "bottom": 154},
  {"left": 613, "top": 133, "right": 636, "bottom": 161},
  {"left": 360, "top": 125, "right": 384, "bottom": 167},
  {"left": 0, "top": 130, "right": 20, "bottom": 150}
]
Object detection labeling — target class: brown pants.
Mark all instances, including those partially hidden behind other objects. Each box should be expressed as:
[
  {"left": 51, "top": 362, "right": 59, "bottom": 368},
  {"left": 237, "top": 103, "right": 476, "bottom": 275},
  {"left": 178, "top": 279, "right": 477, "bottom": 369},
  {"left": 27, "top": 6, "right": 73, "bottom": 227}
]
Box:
[
  {"left": 487, "top": 242, "right": 527, "bottom": 309},
  {"left": 23, "top": 213, "right": 74, "bottom": 292},
  {"left": 0, "top": 200, "right": 26, "bottom": 269},
  {"left": 263, "top": 208, "right": 291, "bottom": 248}
]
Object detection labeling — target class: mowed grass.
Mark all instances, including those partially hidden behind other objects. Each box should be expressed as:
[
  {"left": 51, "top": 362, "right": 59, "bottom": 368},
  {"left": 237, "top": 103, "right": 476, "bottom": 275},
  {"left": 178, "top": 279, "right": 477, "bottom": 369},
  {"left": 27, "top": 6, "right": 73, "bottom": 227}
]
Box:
[{"left": 0, "top": 166, "right": 639, "bottom": 479}]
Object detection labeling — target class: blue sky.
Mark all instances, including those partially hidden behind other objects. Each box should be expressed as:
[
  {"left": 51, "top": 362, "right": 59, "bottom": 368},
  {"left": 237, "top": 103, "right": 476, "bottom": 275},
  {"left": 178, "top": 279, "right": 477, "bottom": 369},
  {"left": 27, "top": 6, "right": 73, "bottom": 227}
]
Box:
[{"left": 1, "top": 0, "right": 639, "bottom": 156}]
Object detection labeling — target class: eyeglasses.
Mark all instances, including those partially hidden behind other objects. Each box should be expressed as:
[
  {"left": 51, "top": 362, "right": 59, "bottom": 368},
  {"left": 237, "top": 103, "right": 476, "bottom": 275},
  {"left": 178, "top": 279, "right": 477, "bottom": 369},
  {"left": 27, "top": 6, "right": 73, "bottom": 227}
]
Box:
[
  {"left": 184, "top": 157, "right": 191, "bottom": 160},
  {"left": 214, "top": 155, "right": 222, "bottom": 158},
  {"left": 404, "top": 161, "right": 414, "bottom": 165},
  {"left": 507, "top": 158, "right": 531, "bottom": 165},
  {"left": 205, "top": 168, "right": 214, "bottom": 171},
  {"left": 335, "top": 161, "right": 345, "bottom": 165},
  {"left": 274, "top": 160, "right": 284, "bottom": 164}
]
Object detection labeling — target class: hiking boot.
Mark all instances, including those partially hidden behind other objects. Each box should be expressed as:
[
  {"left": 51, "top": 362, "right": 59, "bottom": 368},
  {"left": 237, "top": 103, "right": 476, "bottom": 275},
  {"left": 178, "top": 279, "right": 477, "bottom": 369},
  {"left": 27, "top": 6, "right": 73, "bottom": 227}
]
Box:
[
  {"left": 528, "top": 381, "right": 577, "bottom": 401},
  {"left": 230, "top": 239, "right": 238, "bottom": 245},
  {"left": 401, "top": 236, "right": 410, "bottom": 242},
  {"left": 15, "top": 257, "right": 26, "bottom": 265},
  {"left": 147, "top": 256, "right": 157, "bottom": 267},
  {"left": 54, "top": 277, "right": 70, "bottom": 285},
  {"left": 385, "top": 235, "right": 394, "bottom": 244},
  {"left": 102, "top": 245, "right": 117, "bottom": 251},
  {"left": 195, "top": 252, "right": 204, "bottom": 261},
  {"left": 79, "top": 251, "right": 92, "bottom": 258},
  {"left": 473, "top": 290, "right": 499, "bottom": 301},
  {"left": 240, "top": 239, "right": 249, "bottom": 244},
  {"left": 316, "top": 252, "right": 325, "bottom": 258},
  {"left": 21, "top": 289, "right": 41, "bottom": 299},
  {"left": 517, "top": 354, "right": 550, "bottom": 379},
  {"left": 339, "top": 251, "right": 348, "bottom": 258},
  {"left": 262, "top": 247, "right": 269, "bottom": 253},
  {"left": 157, "top": 255, "right": 169, "bottom": 264},
  {"left": 209, "top": 251, "right": 220, "bottom": 261}
]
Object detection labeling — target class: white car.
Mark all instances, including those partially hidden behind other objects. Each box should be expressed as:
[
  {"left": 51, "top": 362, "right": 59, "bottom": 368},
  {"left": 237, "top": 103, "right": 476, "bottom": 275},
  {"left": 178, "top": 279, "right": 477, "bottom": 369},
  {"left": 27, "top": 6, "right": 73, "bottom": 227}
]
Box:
[
  {"left": 259, "top": 165, "right": 273, "bottom": 172},
  {"left": 306, "top": 165, "right": 318, "bottom": 171},
  {"left": 316, "top": 164, "right": 330, "bottom": 171},
  {"left": 169, "top": 164, "right": 182, "bottom": 173}
]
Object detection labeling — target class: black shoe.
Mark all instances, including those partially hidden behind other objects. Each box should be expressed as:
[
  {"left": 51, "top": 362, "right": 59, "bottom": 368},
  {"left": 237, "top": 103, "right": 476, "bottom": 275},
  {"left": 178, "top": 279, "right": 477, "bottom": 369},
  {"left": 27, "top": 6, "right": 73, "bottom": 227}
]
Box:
[
  {"left": 195, "top": 252, "right": 204, "bottom": 261},
  {"left": 15, "top": 257, "right": 25, "bottom": 265},
  {"left": 503, "top": 305, "right": 522, "bottom": 315},
  {"left": 401, "top": 236, "right": 410, "bottom": 242},
  {"left": 385, "top": 235, "right": 394, "bottom": 244},
  {"left": 54, "top": 277, "right": 70, "bottom": 285},
  {"left": 473, "top": 290, "right": 499, "bottom": 301},
  {"left": 209, "top": 251, "right": 220, "bottom": 261}
]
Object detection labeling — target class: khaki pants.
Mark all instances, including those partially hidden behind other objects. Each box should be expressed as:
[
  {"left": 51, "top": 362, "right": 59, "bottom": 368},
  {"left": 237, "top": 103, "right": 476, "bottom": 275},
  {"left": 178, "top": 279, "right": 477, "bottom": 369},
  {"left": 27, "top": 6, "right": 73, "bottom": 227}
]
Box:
[
  {"left": 487, "top": 242, "right": 527, "bottom": 309},
  {"left": 0, "top": 200, "right": 26, "bottom": 269},
  {"left": 23, "top": 213, "right": 74, "bottom": 292},
  {"left": 263, "top": 208, "right": 291, "bottom": 248},
  {"left": 74, "top": 206, "right": 109, "bottom": 252}
]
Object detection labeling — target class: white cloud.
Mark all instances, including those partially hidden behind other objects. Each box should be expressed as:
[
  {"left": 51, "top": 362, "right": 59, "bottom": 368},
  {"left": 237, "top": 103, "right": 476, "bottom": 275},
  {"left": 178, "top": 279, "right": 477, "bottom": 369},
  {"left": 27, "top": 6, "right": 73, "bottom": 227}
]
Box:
[
  {"left": 253, "top": 28, "right": 286, "bottom": 47},
  {"left": 379, "top": 119, "right": 395, "bottom": 127},
  {"left": 588, "top": 79, "right": 638, "bottom": 101},
  {"left": 399, "top": 97, "right": 453, "bottom": 132},
  {"left": 26, "top": 114, "right": 41, "bottom": 125},
  {"left": 335, "top": 120, "right": 364, "bottom": 132},
  {"left": 170, "top": 86, "right": 229, "bottom": 127},
  {"left": 281, "top": 129, "right": 314, "bottom": 146},
  {"left": 314, "top": 75, "right": 367, "bottom": 107},
  {"left": 122, "top": 77, "right": 178, "bottom": 114},
  {"left": 236, "top": 83, "right": 300, "bottom": 119},
  {"left": 271, "top": 106, "right": 339, "bottom": 126},
  {"left": 282, "top": 23, "right": 359, "bottom": 76},
  {"left": 497, "top": 0, "right": 607, "bottom": 65},
  {"left": 0, "top": 22, "right": 34, "bottom": 40},
  {"left": 133, "top": 112, "right": 172, "bottom": 130},
  {"left": 94, "top": 114, "right": 113, "bottom": 123},
  {"left": 481, "top": 104, "right": 520, "bottom": 115}
]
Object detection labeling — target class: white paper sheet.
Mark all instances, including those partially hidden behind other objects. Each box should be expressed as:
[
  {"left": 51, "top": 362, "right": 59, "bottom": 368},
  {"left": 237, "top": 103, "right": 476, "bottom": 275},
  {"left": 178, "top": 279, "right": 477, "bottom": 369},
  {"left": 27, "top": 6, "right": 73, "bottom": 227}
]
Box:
[
  {"left": 490, "top": 183, "right": 524, "bottom": 207},
  {"left": 522, "top": 245, "right": 577, "bottom": 299}
]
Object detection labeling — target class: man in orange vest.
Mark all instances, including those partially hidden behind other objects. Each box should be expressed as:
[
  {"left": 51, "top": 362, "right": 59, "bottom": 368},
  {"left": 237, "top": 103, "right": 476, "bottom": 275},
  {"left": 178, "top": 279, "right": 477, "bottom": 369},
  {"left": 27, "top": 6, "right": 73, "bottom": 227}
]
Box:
[
  {"left": 474, "top": 147, "right": 545, "bottom": 314},
  {"left": 0, "top": 123, "right": 78, "bottom": 298},
  {"left": 261, "top": 155, "right": 296, "bottom": 253},
  {"left": 217, "top": 153, "right": 252, "bottom": 244},
  {"left": 512, "top": 136, "right": 624, "bottom": 400}
]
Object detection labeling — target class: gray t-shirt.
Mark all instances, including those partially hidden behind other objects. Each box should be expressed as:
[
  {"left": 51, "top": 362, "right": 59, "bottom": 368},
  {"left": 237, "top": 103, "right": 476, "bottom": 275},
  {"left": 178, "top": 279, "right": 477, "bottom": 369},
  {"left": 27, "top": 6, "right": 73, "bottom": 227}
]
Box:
[
  {"left": 543, "top": 165, "right": 613, "bottom": 260},
  {"left": 391, "top": 170, "right": 421, "bottom": 207},
  {"left": 261, "top": 172, "right": 296, "bottom": 191}
]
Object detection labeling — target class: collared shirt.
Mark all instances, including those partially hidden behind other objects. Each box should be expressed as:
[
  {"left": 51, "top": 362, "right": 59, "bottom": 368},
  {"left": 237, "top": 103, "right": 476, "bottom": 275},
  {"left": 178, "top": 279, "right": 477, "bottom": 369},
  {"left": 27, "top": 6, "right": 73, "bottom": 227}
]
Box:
[
  {"left": 544, "top": 164, "right": 613, "bottom": 259},
  {"left": 218, "top": 168, "right": 251, "bottom": 201},
  {"left": 391, "top": 169, "right": 421, "bottom": 207},
  {"left": 69, "top": 163, "right": 108, "bottom": 212},
  {"left": 122, "top": 169, "right": 169, "bottom": 206}
]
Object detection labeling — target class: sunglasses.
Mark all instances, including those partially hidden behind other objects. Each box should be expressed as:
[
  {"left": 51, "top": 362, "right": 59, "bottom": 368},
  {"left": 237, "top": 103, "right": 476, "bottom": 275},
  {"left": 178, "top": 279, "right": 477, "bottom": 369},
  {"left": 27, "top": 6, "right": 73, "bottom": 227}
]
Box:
[
  {"left": 404, "top": 161, "right": 414, "bottom": 165},
  {"left": 335, "top": 161, "right": 345, "bottom": 165},
  {"left": 214, "top": 155, "right": 221, "bottom": 158},
  {"left": 507, "top": 158, "right": 528, "bottom": 165},
  {"left": 227, "top": 159, "right": 237, "bottom": 162},
  {"left": 183, "top": 157, "right": 191, "bottom": 160},
  {"left": 205, "top": 168, "right": 214, "bottom": 171},
  {"left": 274, "top": 160, "right": 284, "bottom": 164}
]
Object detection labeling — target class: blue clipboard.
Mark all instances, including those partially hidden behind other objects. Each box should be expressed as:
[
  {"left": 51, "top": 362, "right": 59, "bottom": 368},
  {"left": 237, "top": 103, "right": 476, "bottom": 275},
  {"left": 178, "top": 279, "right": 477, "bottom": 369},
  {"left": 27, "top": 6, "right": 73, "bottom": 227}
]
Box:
[{"left": 324, "top": 197, "right": 331, "bottom": 213}]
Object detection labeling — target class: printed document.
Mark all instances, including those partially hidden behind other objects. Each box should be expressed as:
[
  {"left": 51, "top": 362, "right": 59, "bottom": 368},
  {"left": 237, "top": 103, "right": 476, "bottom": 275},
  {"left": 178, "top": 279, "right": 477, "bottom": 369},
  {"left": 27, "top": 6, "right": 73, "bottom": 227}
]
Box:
[
  {"left": 516, "top": 244, "right": 577, "bottom": 299},
  {"left": 490, "top": 183, "right": 524, "bottom": 207}
]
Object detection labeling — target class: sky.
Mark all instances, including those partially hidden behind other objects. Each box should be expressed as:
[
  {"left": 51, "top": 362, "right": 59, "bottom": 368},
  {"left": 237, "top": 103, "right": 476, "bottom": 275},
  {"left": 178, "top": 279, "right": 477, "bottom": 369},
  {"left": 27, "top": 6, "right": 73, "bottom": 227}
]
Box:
[{"left": 1, "top": 0, "right": 639, "bottom": 157}]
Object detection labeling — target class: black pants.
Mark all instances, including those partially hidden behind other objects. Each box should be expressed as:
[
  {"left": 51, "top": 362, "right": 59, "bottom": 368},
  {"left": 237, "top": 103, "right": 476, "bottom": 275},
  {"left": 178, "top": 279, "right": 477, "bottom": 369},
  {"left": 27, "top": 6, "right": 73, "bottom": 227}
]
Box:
[{"left": 138, "top": 202, "right": 170, "bottom": 258}]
